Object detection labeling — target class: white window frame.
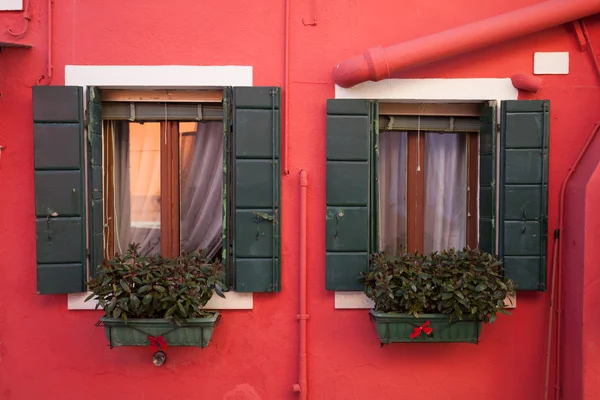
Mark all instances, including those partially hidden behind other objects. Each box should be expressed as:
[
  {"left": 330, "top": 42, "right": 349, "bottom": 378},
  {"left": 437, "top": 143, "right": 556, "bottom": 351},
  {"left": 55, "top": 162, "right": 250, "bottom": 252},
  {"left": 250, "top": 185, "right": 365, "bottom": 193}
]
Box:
[
  {"left": 66, "top": 65, "right": 253, "bottom": 310},
  {"left": 333, "top": 78, "right": 519, "bottom": 309}
]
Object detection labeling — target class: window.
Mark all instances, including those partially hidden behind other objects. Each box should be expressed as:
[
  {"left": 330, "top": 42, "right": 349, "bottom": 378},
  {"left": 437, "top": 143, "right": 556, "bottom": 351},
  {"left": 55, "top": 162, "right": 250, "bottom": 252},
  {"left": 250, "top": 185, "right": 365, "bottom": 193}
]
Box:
[
  {"left": 325, "top": 99, "right": 550, "bottom": 292},
  {"left": 33, "top": 86, "right": 282, "bottom": 295},
  {"left": 377, "top": 103, "right": 481, "bottom": 254},
  {"left": 378, "top": 130, "right": 478, "bottom": 254},
  {"left": 102, "top": 119, "right": 224, "bottom": 260}
]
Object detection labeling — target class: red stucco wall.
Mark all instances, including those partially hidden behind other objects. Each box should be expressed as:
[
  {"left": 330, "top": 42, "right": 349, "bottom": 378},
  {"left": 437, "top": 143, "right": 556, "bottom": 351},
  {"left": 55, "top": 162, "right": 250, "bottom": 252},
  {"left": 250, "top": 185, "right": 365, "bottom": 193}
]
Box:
[{"left": 1, "top": 0, "right": 600, "bottom": 398}]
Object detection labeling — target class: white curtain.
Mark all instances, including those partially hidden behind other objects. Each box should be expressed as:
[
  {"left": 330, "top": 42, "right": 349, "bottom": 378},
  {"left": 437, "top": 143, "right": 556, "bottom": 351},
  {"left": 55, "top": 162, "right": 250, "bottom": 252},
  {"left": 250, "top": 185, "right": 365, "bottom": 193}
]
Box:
[
  {"left": 423, "top": 132, "right": 467, "bottom": 253},
  {"left": 179, "top": 121, "right": 223, "bottom": 258},
  {"left": 378, "top": 131, "right": 408, "bottom": 254},
  {"left": 378, "top": 130, "right": 467, "bottom": 255},
  {"left": 112, "top": 121, "right": 132, "bottom": 255}
]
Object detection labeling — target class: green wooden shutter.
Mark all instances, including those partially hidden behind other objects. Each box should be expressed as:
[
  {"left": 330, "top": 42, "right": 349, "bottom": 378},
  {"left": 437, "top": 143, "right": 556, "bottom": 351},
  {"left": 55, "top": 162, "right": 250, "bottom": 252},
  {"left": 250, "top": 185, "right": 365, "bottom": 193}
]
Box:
[
  {"left": 326, "top": 99, "right": 374, "bottom": 291},
  {"left": 87, "top": 87, "right": 103, "bottom": 276},
  {"left": 499, "top": 100, "right": 549, "bottom": 291},
  {"left": 479, "top": 101, "right": 497, "bottom": 254},
  {"left": 230, "top": 87, "right": 281, "bottom": 292},
  {"left": 33, "top": 86, "right": 87, "bottom": 294}
]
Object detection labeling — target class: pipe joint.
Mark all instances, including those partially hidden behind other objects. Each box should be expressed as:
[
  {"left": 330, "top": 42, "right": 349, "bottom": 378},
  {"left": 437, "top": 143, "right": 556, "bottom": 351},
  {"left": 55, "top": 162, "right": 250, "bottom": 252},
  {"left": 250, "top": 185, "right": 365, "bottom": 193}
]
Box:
[
  {"left": 300, "top": 170, "right": 308, "bottom": 187},
  {"left": 297, "top": 314, "right": 310, "bottom": 320},
  {"left": 364, "top": 46, "right": 391, "bottom": 82}
]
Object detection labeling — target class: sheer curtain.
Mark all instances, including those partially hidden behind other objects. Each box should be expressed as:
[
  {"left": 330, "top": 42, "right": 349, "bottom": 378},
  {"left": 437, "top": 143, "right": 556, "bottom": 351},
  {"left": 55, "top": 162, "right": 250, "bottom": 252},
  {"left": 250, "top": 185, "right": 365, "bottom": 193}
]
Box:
[
  {"left": 423, "top": 132, "right": 467, "bottom": 253},
  {"left": 179, "top": 121, "right": 223, "bottom": 258},
  {"left": 112, "top": 121, "right": 131, "bottom": 255},
  {"left": 378, "top": 131, "right": 408, "bottom": 254}
]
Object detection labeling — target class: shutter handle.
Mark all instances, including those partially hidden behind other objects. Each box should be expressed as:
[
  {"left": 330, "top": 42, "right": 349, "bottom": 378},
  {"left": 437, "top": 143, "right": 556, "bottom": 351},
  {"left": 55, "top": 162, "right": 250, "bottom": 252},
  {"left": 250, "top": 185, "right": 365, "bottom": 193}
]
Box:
[
  {"left": 334, "top": 210, "right": 344, "bottom": 240},
  {"left": 521, "top": 211, "right": 527, "bottom": 234}
]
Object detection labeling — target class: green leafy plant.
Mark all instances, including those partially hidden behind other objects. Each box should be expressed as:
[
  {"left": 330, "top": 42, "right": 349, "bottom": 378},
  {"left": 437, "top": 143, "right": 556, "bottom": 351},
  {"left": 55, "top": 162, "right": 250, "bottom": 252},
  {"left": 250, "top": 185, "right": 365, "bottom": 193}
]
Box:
[
  {"left": 360, "top": 247, "right": 516, "bottom": 323},
  {"left": 86, "top": 243, "right": 226, "bottom": 324}
]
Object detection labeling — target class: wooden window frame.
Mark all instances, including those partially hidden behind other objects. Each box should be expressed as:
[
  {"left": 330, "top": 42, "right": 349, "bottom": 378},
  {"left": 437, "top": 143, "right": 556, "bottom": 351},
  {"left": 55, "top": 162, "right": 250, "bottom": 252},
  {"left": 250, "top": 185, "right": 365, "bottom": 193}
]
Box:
[
  {"left": 161, "top": 121, "right": 181, "bottom": 258},
  {"left": 102, "top": 88, "right": 226, "bottom": 261}
]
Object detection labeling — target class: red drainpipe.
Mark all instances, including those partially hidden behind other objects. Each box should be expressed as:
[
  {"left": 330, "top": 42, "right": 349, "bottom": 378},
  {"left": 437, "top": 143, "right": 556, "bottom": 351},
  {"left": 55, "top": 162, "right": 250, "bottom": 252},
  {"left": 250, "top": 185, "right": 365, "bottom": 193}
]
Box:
[
  {"left": 37, "top": 0, "right": 53, "bottom": 86},
  {"left": 283, "top": 0, "right": 290, "bottom": 175},
  {"left": 293, "top": 170, "right": 309, "bottom": 399},
  {"left": 333, "top": 0, "right": 600, "bottom": 88}
]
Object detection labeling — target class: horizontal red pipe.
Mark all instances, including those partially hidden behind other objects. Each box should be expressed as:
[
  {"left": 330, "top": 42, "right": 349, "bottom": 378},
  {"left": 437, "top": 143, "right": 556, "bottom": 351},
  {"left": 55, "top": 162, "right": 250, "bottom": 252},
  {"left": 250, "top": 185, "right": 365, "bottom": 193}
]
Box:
[{"left": 333, "top": 0, "right": 600, "bottom": 88}]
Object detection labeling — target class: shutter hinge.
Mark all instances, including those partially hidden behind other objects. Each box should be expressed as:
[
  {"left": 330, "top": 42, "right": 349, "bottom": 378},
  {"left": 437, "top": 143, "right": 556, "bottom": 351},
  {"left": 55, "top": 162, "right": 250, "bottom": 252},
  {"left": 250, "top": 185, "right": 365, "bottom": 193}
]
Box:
[{"left": 543, "top": 101, "right": 549, "bottom": 112}]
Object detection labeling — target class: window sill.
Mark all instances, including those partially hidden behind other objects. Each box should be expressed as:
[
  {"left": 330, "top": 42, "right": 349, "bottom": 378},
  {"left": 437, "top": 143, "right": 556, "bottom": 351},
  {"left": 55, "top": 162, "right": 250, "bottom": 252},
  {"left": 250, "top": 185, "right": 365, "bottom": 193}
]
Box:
[
  {"left": 68, "top": 291, "right": 253, "bottom": 310},
  {"left": 334, "top": 292, "right": 516, "bottom": 309}
]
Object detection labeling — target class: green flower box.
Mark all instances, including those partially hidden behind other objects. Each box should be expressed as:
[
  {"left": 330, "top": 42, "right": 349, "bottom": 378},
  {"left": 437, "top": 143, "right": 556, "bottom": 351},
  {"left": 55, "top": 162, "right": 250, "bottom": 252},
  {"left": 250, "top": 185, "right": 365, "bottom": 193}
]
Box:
[
  {"left": 100, "top": 312, "right": 220, "bottom": 348},
  {"left": 369, "top": 310, "right": 482, "bottom": 344}
]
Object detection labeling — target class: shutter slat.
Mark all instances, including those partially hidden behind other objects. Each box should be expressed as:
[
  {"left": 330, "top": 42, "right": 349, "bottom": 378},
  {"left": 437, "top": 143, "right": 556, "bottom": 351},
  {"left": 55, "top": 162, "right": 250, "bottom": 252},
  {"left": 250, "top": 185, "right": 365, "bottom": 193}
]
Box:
[
  {"left": 88, "top": 87, "right": 103, "bottom": 276},
  {"left": 231, "top": 87, "right": 281, "bottom": 292},
  {"left": 499, "top": 100, "right": 550, "bottom": 291},
  {"left": 33, "top": 86, "right": 86, "bottom": 294},
  {"left": 478, "top": 101, "right": 497, "bottom": 254},
  {"left": 326, "top": 99, "right": 373, "bottom": 291}
]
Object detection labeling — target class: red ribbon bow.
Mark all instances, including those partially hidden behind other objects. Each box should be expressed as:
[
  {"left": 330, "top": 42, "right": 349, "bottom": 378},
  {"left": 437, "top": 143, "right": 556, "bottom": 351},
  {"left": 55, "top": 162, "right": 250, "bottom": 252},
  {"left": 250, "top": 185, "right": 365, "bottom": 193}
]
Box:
[
  {"left": 409, "top": 320, "right": 433, "bottom": 339},
  {"left": 148, "top": 335, "right": 167, "bottom": 351}
]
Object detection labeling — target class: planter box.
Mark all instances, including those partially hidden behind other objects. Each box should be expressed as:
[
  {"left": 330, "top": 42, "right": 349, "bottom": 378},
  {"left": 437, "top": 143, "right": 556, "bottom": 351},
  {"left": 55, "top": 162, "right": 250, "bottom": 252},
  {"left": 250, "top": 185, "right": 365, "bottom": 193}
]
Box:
[
  {"left": 369, "top": 310, "right": 482, "bottom": 344},
  {"left": 100, "top": 312, "right": 220, "bottom": 348}
]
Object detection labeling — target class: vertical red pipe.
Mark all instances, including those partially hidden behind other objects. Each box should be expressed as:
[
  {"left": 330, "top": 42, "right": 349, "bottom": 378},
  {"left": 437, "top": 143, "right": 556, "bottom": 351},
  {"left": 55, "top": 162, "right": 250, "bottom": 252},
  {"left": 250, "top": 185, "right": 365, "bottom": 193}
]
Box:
[
  {"left": 283, "top": 0, "right": 290, "bottom": 175},
  {"left": 293, "top": 170, "right": 308, "bottom": 399},
  {"left": 37, "top": 0, "right": 53, "bottom": 85}
]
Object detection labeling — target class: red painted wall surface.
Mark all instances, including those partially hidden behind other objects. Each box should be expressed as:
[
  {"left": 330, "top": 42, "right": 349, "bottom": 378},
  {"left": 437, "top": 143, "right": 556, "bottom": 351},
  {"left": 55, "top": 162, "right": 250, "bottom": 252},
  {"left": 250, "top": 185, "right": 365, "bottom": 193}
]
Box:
[{"left": 0, "top": 0, "right": 599, "bottom": 398}]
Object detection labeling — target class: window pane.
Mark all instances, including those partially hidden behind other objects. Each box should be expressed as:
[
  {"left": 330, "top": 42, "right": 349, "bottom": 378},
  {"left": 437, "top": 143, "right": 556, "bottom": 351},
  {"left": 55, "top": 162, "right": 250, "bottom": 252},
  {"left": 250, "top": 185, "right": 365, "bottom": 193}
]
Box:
[
  {"left": 114, "top": 122, "right": 161, "bottom": 255},
  {"left": 378, "top": 131, "right": 408, "bottom": 254},
  {"left": 423, "top": 132, "right": 467, "bottom": 253},
  {"left": 179, "top": 121, "right": 224, "bottom": 259}
]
